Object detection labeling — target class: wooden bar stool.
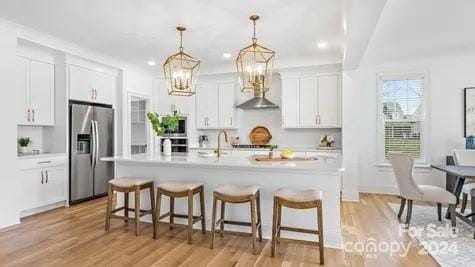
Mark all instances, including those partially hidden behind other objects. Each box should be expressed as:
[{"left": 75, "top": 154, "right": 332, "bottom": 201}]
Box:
[
  {"left": 154, "top": 181, "right": 206, "bottom": 244},
  {"left": 210, "top": 184, "right": 262, "bottom": 254},
  {"left": 105, "top": 177, "right": 156, "bottom": 236},
  {"left": 271, "top": 187, "right": 324, "bottom": 265}
]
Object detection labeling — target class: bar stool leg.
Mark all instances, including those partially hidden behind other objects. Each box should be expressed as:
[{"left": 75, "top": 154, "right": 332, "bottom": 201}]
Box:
[
  {"left": 105, "top": 184, "right": 113, "bottom": 231},
  {"left": 256, "top": 191, "right": 263, "bottom": 242},
  {"left": 210, "top": 195, "right": 218, "bottom": 249},
  {"left": 149, "top": 185, "right": 156, "bottom": 238},
  {"left": 276, "top": 202, "right": 282, "bottom": 244},
  {"left": 154, "top": 190, "right": 162, "bottom": 239},
  {"left": 250, "top": 196, "right": 257, "bottom": 254},
  {"left": 135, "top": 186, "right": 141, "bottom": 236},
  {"left": 271, "top": 197, "right": 277, "bottom": 257},
  {"left": 199, "top": 187, "right": 206, "bottom": 234},
  {"left": 220, "top": 200, "right": 226, "bottom": 237},
  {"left": 187, "top": 190, "right": 194, "bottom": 244},
  {"left": 124, "top": 192, "right": 129, "bottom": 224},
  {"left": 169, "top": 196, "right": 175, "bottom": 230},
  {"left": 317, "top": 201, "right": 324, "bottom": 265}
]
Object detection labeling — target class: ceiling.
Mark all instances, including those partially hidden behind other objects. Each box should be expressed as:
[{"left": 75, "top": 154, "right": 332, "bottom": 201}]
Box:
[
  {"left": 363, "top": 0, "right": 475, "bottom": 62},
  {"left": 0, "top": 0, "right": 345, "bottom": 74}
]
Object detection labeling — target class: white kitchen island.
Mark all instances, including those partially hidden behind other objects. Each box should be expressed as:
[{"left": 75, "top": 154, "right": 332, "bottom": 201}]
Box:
[{"left": 103, "top": 152, "right": 343, "bottom": 248}]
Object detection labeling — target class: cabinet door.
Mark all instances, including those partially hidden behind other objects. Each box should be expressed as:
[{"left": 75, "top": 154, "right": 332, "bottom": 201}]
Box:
[
  {"left": 173, "top": 95, "right": 194, "bottom": 115},
  {"left": 156, "top": 79, "right": 175, "bottom": 115},
  {"left": 30, "top": 60, "right": 55, "bottom": 125},
  {"left": 16, "top": 57, "right": 30, "bottom": 124},
  {"left": 69, "top": 65, "right": 92, "bottom": 102},
  {"left": 299, "top": 77, "right": 318, "bottom": 127},
  {"left": 281, "top": 78, "right": 300, "bottom": 127},
  {"left": 43, "top": 167, "right": 66, "bottom": 205},
  {"left": 318, "top": 75, "right": 339, "bottom": 127},
  {"left": 218, "top": 83, "right": 235, "bottom": 128},
  {"left": 195, "top": 83, "right": 218, "bottom": 128},
  {"left": 20, "top": 169, "right": 43, "bottom": 211},
  {"left": 92, "top": 72, "right": 112, "bottom": 104}
]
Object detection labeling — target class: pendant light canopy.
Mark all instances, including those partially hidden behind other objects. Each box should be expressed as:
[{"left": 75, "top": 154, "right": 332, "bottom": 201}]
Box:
[
  {"left": 163, "top": 26, "right": 200, "bottom": 96},
  {"left": 236, "top": 15, "right": 275, "bottom": 93}
]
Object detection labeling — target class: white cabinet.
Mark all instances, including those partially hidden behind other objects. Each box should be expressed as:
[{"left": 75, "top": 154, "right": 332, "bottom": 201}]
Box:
[
  {"left": 196, "top": 83, "right": 219, "bottom": 129},
  {"left": 17, "top": 57, "right": 55, "bottom": 126},
  {"left": 218, "top": 83, "right": 235, "bottom": 128},
  {"left": 156, "top": 82, "right": 194, "bottom": 115},
  {"left": 21, "top": 168, "right": 44, "bottom": 211},
  {"left": 281, "top": 75, "right": 340, "bottom": 128},
  {"left": 43, "top": 167, "right": 66, "bottom": 204},
  {"left": 69, "top": 65, "right": 113, "bottom": 104}
]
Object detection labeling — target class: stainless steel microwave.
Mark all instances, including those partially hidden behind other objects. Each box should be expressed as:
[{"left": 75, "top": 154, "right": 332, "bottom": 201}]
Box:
[{"left": 163, "top": 117, "right": 187, "bottom": 137}]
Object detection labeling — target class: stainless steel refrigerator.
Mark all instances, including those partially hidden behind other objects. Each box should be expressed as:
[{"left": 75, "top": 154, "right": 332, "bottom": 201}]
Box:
[{"left": 69, "top": 101, "right": 114, "bottom": 205}]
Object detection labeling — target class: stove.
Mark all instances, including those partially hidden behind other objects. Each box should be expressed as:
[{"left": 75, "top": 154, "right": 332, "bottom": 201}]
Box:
[{"left": 232, "top": 144, "right": 277, "bottom": 149}]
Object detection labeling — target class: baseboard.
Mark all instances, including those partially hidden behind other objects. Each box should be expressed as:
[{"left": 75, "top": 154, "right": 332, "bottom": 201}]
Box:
[
  {"left": 20, "top": 201, "right": 67, "bottom": 218},
  {"left": 341, "top": 190, "right": 360, "bottom": 202},
  {"left": 359, "top": 185, "right": 399, "bottom": 195}
]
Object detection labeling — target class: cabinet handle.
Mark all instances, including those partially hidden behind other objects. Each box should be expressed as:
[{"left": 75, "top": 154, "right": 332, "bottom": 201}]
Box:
[
  {"left": 95, "top": 89, "right": 98, "bottom": 100},
  {"left": 230, "top": 117, "right": 233, "bottom": 126},
  {"left": 32, "top": 109, "right": 35, "bottom": 122},
  {"left": 27, "top": 109, "right": 31, "bottom": 122},
  {"left": 45, "top": 170, "right": 48, "bottom": 183},
  {"left": 37, "top": 160, "right": 52, "bottom": 164},
  {"left": 316, "top": 114, "right": 321, "bottom": 125},
  {"left": 41, "top": 170, "right": 44, "bottom": 184}
]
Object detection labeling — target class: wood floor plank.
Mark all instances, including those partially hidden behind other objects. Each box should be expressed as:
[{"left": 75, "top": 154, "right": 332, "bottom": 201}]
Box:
[{"left": 0, "top": 194, "right": 439, "bottom": 266}]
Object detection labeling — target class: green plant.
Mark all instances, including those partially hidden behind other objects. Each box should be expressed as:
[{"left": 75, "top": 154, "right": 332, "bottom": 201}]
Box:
[
  {"left": 269, "top": 144, "right": 277, "bottom": 151},
  {"left": 18, "top": 137, "right": 30, "bottom": 147},
  {"left": 147, "top": 111, "right": 182, "bottom": 136}
]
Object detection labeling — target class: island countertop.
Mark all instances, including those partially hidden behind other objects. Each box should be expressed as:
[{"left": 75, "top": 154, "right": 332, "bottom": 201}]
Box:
[{"left": 102, "top": 152, "right": 343, "bottom": 173}]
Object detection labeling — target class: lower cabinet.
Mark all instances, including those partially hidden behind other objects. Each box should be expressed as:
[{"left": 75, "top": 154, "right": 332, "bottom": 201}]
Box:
[{"left": 19, "top": 161, "right": 66, "bottom": 213}]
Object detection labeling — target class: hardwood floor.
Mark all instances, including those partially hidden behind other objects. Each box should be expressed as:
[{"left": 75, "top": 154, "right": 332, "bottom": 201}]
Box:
[{"left": 0, "top": 194, "right": 438, "bottom": 266}]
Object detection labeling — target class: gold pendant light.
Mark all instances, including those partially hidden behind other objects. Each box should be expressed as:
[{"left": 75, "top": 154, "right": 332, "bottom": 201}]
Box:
[
  {"left": 163, "top": 26, "right": 200, "bottom": 96},
  {"left": 236, "top": 15, "right": 275, "bottom": 93}
]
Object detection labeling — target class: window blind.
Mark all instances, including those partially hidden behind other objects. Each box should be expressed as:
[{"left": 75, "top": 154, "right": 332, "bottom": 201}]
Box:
[{"left": 381, "top": 77, "right": 425, "bottom": 161}]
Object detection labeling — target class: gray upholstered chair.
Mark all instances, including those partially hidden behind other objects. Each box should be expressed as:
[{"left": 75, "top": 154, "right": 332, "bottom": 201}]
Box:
[
  {"left": 388, "top": 152, "right": 457, "bottom": 228},
  {"left": 452, "top": 149, "right": 475, "bottom": 214}
]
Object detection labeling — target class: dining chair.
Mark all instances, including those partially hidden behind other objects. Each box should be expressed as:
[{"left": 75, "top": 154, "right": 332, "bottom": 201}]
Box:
[
  {"left": 388, "top": 152, "right": 457, "bottom": 228},
  {"left": 452, "top": 149, "right": 475, "bottom": 214}
]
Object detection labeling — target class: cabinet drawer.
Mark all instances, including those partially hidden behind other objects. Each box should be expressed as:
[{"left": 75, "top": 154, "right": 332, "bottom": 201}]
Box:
[{"left": 17, "top": 155, "right": 67, "bottom": 170}]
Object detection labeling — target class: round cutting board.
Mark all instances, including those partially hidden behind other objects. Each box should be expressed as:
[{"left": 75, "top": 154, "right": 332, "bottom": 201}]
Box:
[{"left": 249, "top": 126, "right": 272, "bottom": 145}]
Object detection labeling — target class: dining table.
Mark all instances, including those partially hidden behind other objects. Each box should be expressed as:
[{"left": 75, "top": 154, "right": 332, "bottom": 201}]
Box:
[{"left": 431, "top": 165, "right": 475, "bottom": 232}]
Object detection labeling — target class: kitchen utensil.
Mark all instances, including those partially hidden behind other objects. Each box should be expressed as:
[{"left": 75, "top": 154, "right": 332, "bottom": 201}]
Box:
[{"left": 249, "top": 126, "right": 272, "bottom": 145}]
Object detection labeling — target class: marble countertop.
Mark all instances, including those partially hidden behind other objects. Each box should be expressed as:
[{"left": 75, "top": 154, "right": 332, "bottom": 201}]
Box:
[
  {"left": 188, "top": 146, "right": 342, "bottom": 153},
  {"left": 102, "top": 152, "right": 343, "bottom": 173},
  {"left": 17, "top": 152, "right": 67, "bottom": 159}
]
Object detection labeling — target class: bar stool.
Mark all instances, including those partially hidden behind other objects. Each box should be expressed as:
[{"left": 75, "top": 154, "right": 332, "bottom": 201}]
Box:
[
  {"left": 210, "top": 184, "right": 262, "bottom": 254},
  {"left": 105, "top": 177, "right": 156, "bottom": 236},
  {"left": 154, "top": 181, "right": 206, "bottom": 244},
  {"left": 271, "top": 187, "right": 324, "bottom": 265}
]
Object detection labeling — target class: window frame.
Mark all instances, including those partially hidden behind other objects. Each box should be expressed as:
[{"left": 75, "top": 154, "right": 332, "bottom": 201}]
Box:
[{"left": 376, "top": 71, "right": 430, "bottom": 166}]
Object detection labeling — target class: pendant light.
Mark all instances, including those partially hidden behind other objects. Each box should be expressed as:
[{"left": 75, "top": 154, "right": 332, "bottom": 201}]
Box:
[
  {"left": 236, "top": 15, "right": 275, "bottom": 93},
  {"left": 163, "top": 26, "right": 200, "bottom": 96}
]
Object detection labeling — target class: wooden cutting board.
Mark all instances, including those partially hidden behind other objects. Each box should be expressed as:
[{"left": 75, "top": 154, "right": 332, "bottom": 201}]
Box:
[
  {"left": 255, "top": 157, "right": 317, "bottom": 162},
  {"left": 249, "top": 126, "right": 272, "bottom": 145}
]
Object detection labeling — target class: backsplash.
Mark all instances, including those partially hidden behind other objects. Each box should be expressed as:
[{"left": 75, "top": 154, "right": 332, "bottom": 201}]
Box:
[{"left": 17, "top": 126, "right": 44, "bottom": 153}]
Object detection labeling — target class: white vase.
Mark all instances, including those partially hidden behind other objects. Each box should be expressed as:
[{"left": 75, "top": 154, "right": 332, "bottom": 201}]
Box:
[
  {"left": 163, "top": 138, "right": 172, "bottom": 156},
  {"left": 19, "top": 146, "right": 28, "bottom": 154}
]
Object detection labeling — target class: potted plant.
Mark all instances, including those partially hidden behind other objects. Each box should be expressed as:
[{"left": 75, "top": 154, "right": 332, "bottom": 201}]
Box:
[
  {"left": 268, "top": 144, "right": 277, "bottom": 159},
  {"left": 147, "top": 111, "right": 182, "bottom": 156},
  {"left": 18, "top": 137, "right": 30, "bottom": 153},
  {"left": 319, "top": 134, "right": 335, "bottom": 149}
]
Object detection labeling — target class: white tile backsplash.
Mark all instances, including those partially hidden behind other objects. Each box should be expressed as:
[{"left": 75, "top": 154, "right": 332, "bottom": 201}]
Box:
[{"left": 17, "top": 126, "right": 44, "bottom": 153}]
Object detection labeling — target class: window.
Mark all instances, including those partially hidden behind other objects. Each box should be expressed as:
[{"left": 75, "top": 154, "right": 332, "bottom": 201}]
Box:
[{"left": 378, "top": 73, "right": 428, "bottom": 164}]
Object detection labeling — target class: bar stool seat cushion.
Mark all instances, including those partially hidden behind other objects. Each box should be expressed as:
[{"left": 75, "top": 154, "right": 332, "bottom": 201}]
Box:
[
  {"left": 214, "top": 184, "right": 259, "bottom": 197},
  {"left": 158, "top": 181, "right": 203, "bottom": 192},
  {"left": 109, "top": 177, "right": 153, "bottom": 188},
  {"left": 462, "top": 183, "right": 475, "bottom": 196},
  {"left": 275, "top": 187, "right": 322, "bottom": 202}
]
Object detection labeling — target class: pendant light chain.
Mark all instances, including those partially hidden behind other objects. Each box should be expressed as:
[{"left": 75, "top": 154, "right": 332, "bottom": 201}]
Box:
[
  {"left": 179, "top": 30, "right": 184, "bottom": 52},
  {"left": 252, "top": 19, "right": 257, "bottom": 44}
]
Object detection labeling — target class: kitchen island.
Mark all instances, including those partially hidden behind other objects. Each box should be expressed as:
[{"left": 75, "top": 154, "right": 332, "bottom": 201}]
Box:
[{"left": 103, "top": 152, "right": 344, "bottom": 248}]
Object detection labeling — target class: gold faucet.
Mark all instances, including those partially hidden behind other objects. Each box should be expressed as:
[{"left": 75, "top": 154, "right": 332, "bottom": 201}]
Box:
[{"left": 216, "top": 130, "right": 228, "bottom": 158}]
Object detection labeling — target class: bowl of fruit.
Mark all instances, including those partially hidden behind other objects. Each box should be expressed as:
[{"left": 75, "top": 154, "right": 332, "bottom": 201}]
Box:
[{"left": 280, "top": 149, "right": 296, "bottom": 159}]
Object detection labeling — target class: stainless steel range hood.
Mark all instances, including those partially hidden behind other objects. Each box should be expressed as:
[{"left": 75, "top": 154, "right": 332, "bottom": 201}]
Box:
[{"left": 236, "top": 89, "right": 279, "bottom": 110}]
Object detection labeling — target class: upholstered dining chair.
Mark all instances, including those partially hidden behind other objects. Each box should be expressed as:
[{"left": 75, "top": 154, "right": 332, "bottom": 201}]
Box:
[
  {"left": 388, "top": 152, "right": 457, "bottom": 228},
  {"left": 452, "top": 149, "right": 475, "bottom": 214}
]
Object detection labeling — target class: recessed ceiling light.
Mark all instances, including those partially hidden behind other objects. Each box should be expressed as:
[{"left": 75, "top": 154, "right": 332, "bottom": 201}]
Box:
[
  {"left": 222, "top": 53, "right": 231, "bottom": 59},
  {"left": 147, "top": 60, "right": 156, "bottom": 66},
  {"left": 317, "top": 42, "right": 328, "bottom": 49}
]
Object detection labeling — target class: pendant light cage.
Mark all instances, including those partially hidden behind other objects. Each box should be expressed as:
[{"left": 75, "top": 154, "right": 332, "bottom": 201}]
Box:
[
  {"left": 163, "top": 26, "right": 200, "bottom": 96},
  {"left": 236, "top": 15, "right": 275, "bottom": 93}
]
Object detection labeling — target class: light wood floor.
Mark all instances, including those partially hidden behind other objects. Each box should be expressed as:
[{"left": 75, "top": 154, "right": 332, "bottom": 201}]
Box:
[{"left": 0, "top": 194, "right": 439, "bottom": 266}]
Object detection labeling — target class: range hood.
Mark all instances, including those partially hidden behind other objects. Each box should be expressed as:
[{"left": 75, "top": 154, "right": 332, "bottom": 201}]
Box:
[{"left": 236, "top": 89, "right": 279, "bottom": 110}]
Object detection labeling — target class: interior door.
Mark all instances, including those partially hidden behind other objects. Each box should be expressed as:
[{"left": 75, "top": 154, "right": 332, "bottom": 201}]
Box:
[
  {"left": 93, "top": 106, "right": 114, "bottom": 196},
  {"left": 299, "top": 77, "right": 318, "bottom": 127},
  {"left": 70, "top": 103, "right": 94, "bottom": 202},
  {"left": 30, "top": 60, "right": 54, "bottom": 125}
]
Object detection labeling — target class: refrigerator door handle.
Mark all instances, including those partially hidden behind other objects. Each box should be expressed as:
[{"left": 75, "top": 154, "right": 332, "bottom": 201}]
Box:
[
  {"left": 94, "top": 120, "right": 100, "bottom": 167},
  {"left": 91, "top": 120, "right": 96, "bottom": 169}
]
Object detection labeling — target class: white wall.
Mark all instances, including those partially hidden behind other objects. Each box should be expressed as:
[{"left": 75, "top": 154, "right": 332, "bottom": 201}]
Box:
[
  {"left": 343, "top": 52, "right": 475, "bottom": 195},
  {"left": 0, "top": 23, "right": 21, "bottom": 228}
]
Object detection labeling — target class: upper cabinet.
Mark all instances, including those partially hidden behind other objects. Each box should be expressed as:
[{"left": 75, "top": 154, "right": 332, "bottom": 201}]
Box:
[
  {"left": 281, "top": 74, "right": 340, "bottom": 128},
  {"left": 17, "top": 56, "right": 55, "bottom": 126},
  {"left": 156, "top": 79, "right": 194, "bottom": 115},
  {"left": 69, "top": 65, "right": 113, "bottom": 105},
  {"left": 196, "top": 82, "right": 235, "bottom": 129}
]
